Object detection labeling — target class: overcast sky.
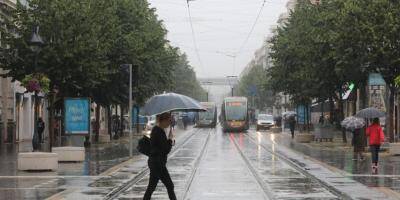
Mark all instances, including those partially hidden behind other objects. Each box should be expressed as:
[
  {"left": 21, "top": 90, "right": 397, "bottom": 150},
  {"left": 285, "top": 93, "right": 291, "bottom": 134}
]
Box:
[{"left": 147, "top": 0, "right": 288, "bottom": 78}]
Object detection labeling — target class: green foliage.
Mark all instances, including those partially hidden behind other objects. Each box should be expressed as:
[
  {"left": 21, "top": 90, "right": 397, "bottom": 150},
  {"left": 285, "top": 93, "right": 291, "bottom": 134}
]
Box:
[
  {"left": 21, "top": 73, "right": 50, "bottom": 93},
  {"left": 237, "top": 64, "right": 274, "bottom": 109},
  {"left": 171, "top": 53, "right": 206, "bottom": 101},
  {"left": 1, "top": 0, "right": 201, "bottom": 107},
  {"left": 268, "top": 0, "right": 400, "bottom": 104},
  {"left": 396, "top": 76, "right": 400, "bottom": 88}
]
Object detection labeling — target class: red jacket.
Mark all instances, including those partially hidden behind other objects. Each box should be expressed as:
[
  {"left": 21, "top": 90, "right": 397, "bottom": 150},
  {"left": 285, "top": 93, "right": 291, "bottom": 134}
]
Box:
[{"left": 366, "top": 124, "right": 385, "bottom": 145}]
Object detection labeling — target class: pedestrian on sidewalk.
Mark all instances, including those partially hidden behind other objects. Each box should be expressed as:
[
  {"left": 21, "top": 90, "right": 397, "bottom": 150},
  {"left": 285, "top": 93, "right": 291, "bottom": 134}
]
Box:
[
  {"left": 288, "top": 116, "right": 296, "bottom": 139},
  {"left": 351, "top": 128, "right": 365, "bottom": 161},
  {"left": 144, "top": 112, "right": 177, "bottom": 200},
  {"left": 37, "top": 117, "right": 45, "bottom": 143},
  {"left": 171, "top": 115, "right": 176, "bottom": 130},
  {"left": 366, "top": 118, "right": 385, "bottom": 174}
]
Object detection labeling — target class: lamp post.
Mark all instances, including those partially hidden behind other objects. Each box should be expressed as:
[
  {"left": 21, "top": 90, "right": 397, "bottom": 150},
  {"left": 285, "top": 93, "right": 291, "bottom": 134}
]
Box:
[
  {"left": 226, "top": 75, "right": 238, "bottom": 97},
  {"left": 200, "top": 81, "right": 212, "bottom": 102},
  {"left": 121, "top": 64, "right": 133, "bottom": 157},
  {"left": 29, "top": 26, "right": 44, "bottom": 151}
]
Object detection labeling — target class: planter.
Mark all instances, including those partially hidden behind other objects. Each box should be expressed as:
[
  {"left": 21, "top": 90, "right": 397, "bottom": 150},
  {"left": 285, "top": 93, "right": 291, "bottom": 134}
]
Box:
[
  {"left": 313, "top": 126, "right": 334, "bottom": 142},
  {"left": 389, "top": 143, "right": 400, "bottom": 156},
  {"left": 295, "top": 133, "right": 315, "bottom": 143},
  {"left": 18, "top": 152, "right": 58, "bottom": 171},
  {"left": 99, "top": 134, "right": 111, "bottom": 143},
  {"left": 52, "top": 146, "right": 85, "bottom": 162}
]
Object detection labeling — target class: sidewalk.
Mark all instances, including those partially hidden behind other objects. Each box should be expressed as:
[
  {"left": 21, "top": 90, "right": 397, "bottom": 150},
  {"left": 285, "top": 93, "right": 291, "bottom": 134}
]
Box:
[
  {"left": 270, "top": 128, "right": 400, "bottom": 198},
  {"left": 0, "top": 127, "right": 188, "bottom": 176}
]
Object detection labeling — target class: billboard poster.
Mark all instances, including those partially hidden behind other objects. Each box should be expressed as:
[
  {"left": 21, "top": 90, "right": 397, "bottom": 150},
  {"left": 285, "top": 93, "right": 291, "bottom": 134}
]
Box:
[
  {"left": 297, "top": 105, "right": 306, "bottom": 125},
  {"left": 65, "top": 98, "right": 90, "bottom": 134},
  {"left": 368, "top": 73, "right": 386, "bottom": 112}
]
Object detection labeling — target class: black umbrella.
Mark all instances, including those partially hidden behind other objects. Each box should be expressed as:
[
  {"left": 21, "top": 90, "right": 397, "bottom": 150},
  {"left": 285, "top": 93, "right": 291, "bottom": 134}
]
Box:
[
  {"left": 143, "top": 92, "right": 206, "bottom": 116},
  {"left": 355, "top": 107, "right": 385, "bottom": 119}
]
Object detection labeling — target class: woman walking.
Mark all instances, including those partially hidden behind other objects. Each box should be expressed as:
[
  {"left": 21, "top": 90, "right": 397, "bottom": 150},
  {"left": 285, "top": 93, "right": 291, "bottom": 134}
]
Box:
[
  {"left": 144, "top": 112, "right": 177, "bottom": 200},
  {"left": 366, "top": 118, "right": 385, "bottom": 174},
  {"left": 352, "top": 128, "right": 365, "bottom": 161},
  {"left": 288, "top": 116, "right": 296, "bottom": 139}
]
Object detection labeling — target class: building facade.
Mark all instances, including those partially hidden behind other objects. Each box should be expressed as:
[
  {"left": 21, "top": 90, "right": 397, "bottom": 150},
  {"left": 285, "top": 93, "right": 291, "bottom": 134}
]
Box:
[{"left": 0, "top": 0, "right": 46, "bottom": 143}]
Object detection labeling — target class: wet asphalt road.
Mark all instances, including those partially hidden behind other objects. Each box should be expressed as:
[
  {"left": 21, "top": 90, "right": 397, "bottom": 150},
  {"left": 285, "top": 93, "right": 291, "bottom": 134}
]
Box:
[
  {"left": 109, "top": 127, "right": 342, "bottom": 200},
  {"left": 0, "top": 127, "right": 398, "bottom": 199}
]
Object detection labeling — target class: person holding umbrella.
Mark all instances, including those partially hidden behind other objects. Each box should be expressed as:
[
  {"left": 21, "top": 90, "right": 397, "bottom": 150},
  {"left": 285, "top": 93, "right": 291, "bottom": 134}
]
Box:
[
  {"left": 142, "top": 92, "right": 206, "bottom": 200},
  {"left": 366, "top": 118, "right": 385, "bottom": 174},
  {"left": 288, "top": 115, "right": 296, "bottom": 139},
  {"left": 355, "top": 107, "right": 386, "bottom": 174},
  {"left": 144, "top": 112, "right": 176, "bottom": 200},
  {"left": 341, "top": 116, "right": 366, "bottom": 161}
]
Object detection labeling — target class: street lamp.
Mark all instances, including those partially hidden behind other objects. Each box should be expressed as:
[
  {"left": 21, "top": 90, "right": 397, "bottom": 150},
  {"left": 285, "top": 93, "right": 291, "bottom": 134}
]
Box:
[
  {"left": 226, "top": 75, "right": 238, "bottom": 97},
  {"left": 29, "top": 26, "right": 44, "bottom": 152},
  {"left": 200, "top": 81, "right": 212, "bottom": 101},
  {"left": 121, "top": 64, "right": 133, "bottom": 157}
]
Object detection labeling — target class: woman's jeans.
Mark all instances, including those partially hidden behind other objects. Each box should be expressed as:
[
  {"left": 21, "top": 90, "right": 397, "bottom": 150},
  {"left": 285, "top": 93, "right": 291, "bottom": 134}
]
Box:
[
  {"left": 144, "top": 158, "right": 176, "bottom": 200},
  {"left": 370, "top": 145, "right": 380, "bottom": 164}
]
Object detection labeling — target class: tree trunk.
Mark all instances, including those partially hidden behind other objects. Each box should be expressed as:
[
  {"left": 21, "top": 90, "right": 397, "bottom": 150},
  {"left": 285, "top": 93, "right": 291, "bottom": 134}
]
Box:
[
  {"left": 359, "top": 81, "right": 367, "bottom": 109},
  {"left": 48, "top": 93, "right": 55, "bottom": 150},
  {"left": 1, "top": 73, "right": 10, "bottom": 143},
  {"left": 338, "top": 91, "right": 347, "bottom": 143},
  {"left": 352, "top": 88, "right": 358, "bottom": 115},
  {"left": 388, "top": 86, "right": 395, "bottom": 143},
  {"left": 95, "top": 104, "right": 100, "bottom": 142},
  {"left": 119, "top": 105, "right": 124, "bottom": 137},
  {"left": 329, "top": 97, "right": 334, "bottom": 124},
  {"left": 107, "top": 105, "right": 112, "bottom": 140}
]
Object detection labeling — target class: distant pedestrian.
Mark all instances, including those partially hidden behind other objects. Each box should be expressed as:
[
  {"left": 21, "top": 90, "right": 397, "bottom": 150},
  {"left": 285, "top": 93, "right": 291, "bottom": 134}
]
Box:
[
  {"left": 319, "top": 115, "right": 325, "bottom": 125},
  {"left": 366, "top": 118, "right": 385, "bottom": 174},
  {"left": 144, "top": 112, "right": 176, "bottom": 200},
  {"left": 37, "top": 117, "right": 45, "bottom": 143},
  {"left": 351, "top": 128, "right": 365, "bottom": 161},
  {"left": 182, "top": 115, "right": 188, "bottom": 130},
  {"left": 171, "top": 115, "right": 176, "bottom": 130},
  {"left": 288, "top": 116, "right": 296, "bottom": 139}
]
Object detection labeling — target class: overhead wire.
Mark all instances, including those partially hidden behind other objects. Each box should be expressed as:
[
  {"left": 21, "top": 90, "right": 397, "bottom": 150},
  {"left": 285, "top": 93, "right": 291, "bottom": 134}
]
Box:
[
  {"left": 186, "top": 0, "right": 205, "bottom": 76},
  {"left": 234, "top": 0, "right": 267, "bottom": 74}
]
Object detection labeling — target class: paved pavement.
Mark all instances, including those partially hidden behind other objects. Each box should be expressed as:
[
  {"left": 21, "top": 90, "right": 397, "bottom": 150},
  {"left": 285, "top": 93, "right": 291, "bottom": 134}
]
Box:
[
  {"left": 1, "top": 126, "right": 399, "bottom": 199},
  {"left": 266, "top": 127, "right": 400, "bottom": 198},
  {"left": 0, "top": 127, "right": 188, "bottom": 200}
]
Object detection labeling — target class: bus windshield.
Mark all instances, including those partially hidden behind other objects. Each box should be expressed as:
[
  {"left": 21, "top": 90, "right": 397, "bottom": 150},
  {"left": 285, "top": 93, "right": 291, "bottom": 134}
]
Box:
[
  {"left": 225, "top": 102, "right": 247, "bottom": 121},
  {"left": 199, "top": 107, "right": 215, "bottom": 120}
]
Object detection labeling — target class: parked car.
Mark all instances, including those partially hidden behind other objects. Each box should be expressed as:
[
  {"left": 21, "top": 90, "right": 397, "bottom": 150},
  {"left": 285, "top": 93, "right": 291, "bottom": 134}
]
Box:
[{"left": 256, "top": 114, "right": 275, "bottom": 131}]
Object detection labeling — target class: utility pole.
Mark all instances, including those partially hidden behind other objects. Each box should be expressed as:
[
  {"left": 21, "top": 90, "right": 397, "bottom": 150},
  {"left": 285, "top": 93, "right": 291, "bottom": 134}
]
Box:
[
  {"left": 121, "top": 64, "right": 133, "bottom": 157},
  {"left": 226, "top": 75, "right": 238, "bottom": 97}
]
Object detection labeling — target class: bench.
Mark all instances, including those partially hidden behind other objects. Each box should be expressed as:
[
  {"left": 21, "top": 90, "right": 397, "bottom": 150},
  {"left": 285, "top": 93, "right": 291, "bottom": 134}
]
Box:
[
  {"left": 52, "top": 146, "right": 85, "bottom": 162},
  {"left": 18, "top": 152, "right": 58, "bottom": 171}
]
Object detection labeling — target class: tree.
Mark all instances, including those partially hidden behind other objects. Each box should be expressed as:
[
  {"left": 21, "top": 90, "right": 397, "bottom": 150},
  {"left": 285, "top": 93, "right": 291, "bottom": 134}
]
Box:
[
  {"left": 1, "top": 0, "right": 202, "bottom": 143},
  {"left": 237, "top": 64, "right": 274, "bottom": 110},
  {"left": 171, "top": 53, "right": 206, "bottom": 101}
]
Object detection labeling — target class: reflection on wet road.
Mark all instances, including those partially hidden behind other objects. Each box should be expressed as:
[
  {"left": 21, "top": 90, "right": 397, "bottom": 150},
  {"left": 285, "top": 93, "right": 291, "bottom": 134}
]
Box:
[
  {"left": 5, "top": 127, "right": 397, "bottom": 199},
  {"left": 114, "top": 129, "right": 213, "bottom": 199},
  {"left": 186, "top": 129, "right": 268, "bottom": 200}
]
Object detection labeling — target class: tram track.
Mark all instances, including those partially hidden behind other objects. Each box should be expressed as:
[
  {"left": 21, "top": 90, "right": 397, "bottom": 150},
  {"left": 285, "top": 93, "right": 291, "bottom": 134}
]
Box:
[
  {"left": 104, "top": 128, "right": 205, "bottom": 200},
  {"left": 243, "top": 132, "right": 353, "bottom": 200},
  {"left": 231, "top": 133, "right": 274, "bottom": 200},
  {"left": 181, "top": 128, "right": 213, "bottom": 200}
]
